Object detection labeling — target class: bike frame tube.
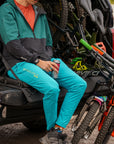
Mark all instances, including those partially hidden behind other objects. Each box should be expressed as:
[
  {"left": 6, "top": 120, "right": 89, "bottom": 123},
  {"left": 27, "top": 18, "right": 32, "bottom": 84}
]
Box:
[
  {"left": 111, "top": 29, "right": 114, "bottom": 58},
  {"left": 98, "top": 95, "right": 114, "bottom": 137}
]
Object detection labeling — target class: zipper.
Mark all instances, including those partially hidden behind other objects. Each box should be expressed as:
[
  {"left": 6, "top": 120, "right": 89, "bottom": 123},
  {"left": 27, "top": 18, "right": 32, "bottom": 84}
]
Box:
[
  {"left": 10, "top": 2, "right": 45, "bottom": 38},
  {"left": 33, "top": 31, "right": 36, "bottom": 38}
]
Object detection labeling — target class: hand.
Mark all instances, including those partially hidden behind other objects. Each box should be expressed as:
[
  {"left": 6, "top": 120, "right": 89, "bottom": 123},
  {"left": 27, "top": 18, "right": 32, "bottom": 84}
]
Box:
[{"left": 36, "top": 60, "right": 59, "bottom": 73}]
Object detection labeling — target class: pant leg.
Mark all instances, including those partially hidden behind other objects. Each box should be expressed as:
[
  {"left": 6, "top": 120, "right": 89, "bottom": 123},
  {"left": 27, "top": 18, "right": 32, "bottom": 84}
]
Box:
[
  {"left": 8, "top": 62, "right": 60, "bottom": 130},
  {"left": 51, "top": 58, "right": 87, "bottom": 128}
]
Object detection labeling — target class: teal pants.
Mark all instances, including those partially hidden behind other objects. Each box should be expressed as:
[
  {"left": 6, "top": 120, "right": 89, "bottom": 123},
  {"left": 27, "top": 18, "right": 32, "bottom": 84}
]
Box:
[{"left": 8, "top": 58, "right": 87, "bottom": 130}]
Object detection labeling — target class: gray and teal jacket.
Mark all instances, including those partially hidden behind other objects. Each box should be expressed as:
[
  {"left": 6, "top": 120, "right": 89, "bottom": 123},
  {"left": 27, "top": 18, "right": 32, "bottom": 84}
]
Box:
[{"left": 0, "top": 0, "right": 53, "bottom": 67}]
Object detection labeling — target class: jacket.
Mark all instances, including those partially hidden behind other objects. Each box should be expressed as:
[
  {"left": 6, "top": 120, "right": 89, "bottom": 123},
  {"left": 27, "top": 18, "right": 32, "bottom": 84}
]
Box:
[{"left": 0, "top": 0, "right": 53, "bottom": 67}]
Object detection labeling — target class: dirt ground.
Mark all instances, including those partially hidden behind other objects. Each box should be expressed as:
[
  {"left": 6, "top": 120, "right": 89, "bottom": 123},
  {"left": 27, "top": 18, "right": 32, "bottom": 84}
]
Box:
[{"left": 0, "top": 115, "right": 113, "bottom": 144}]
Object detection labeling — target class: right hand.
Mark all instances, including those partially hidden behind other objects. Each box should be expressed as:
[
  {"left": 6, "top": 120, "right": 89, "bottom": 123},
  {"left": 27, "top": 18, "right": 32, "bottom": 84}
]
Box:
[{"left": 36, "top": 59, "right": 59, "bottom": 73}]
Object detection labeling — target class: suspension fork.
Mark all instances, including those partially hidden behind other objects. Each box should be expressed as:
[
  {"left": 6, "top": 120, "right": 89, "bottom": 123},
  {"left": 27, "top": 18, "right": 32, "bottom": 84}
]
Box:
[
  {"left": 71, "top": 96, "right": 95, "bottom": 131},
  {"left": 72, "top": 95, "right": 107, "bottom": 136},
  {"left": 83, "top": 96, "right": 108, "bottom": 139},
  {"left": 72, "top": 95, "right": 107, "bottom": 131}
]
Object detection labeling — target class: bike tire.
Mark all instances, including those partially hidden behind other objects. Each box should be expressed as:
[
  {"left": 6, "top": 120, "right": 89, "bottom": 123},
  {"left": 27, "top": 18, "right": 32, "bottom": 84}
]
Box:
[
  {"left": 72, "top": 101, "right": 100, "bottom": 144},
  {"left": 52, "top": 0, "right": 68, "bottom": 46},
  {"left": 75, "top": 0, "right": 86, "bottom": 30},
  {"left": 95, "top": 106, "right": 114, "bottom": 144},
  {"left": 36, "top": 0, "right": 68, "bottom": 46}
]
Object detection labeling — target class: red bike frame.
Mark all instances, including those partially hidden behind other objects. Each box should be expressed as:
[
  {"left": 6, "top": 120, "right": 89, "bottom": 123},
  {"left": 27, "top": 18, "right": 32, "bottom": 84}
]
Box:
[
  {"left": 111, "top": 28, "right": 114, "bottom": 58},
  {"left": 98, "top": 96, "right": 114, "bottom": 137}
]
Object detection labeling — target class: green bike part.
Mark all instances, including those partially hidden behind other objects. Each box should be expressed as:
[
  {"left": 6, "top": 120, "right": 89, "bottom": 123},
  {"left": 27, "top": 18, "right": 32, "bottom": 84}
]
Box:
[
  {"left": 73, "top": 61, "right": 88, "bottom": 71},
  {"left": 88, "top": 32, "right": 97, "bottom": 45},
  {"left": 71, "top": 57, "right": 82, "bottom": 64},
  {"left": 80, "top": 39, "right": 92, "bottom": 51}
]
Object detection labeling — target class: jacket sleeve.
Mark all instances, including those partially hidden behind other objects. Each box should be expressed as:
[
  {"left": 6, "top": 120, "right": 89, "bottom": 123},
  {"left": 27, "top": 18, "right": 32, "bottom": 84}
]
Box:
[{"left": 0, "top": 10, "right": 38, "bottom": 63}]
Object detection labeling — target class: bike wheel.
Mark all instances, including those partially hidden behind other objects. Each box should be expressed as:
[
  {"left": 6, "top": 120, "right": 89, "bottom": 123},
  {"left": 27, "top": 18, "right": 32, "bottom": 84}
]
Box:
[
  {"left": 38, "top": 0, "right": 68, "bottom": 46},
  {"left": 75, "top": 0, "right": 86, "bottom": 30},
  {"left": 95, "top": 106, "right": 114, "bottom": 144},
  {"left": 52, "top": 0, "right": 68, "bottom": 46},
  {"left": 72, "top": 101, "right": 100, "bottom": 144}
]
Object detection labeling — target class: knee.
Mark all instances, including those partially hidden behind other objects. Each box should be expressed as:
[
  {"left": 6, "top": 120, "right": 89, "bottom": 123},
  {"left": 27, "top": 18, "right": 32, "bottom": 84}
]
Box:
[
  {"left": 77, "top": 79, "right": 87, "bottom": 92},
  {"left": 81, "top": 80, "right": 87, "bottom": 90},
  {"left": 48, "top": 85, "right": 60, "bottom": 94},
  {"left": 72, "top": 77, "right": 87, "bottom": 92},
  {"left": 45, "top": 83, "right": 60, "bottom": 100}
]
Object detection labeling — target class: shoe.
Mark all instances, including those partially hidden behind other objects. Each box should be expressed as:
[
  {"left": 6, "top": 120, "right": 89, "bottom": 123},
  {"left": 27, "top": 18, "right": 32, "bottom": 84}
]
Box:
[
  {"left": 39, "top": 128, "right": 67, "bottom": 144},
  {"left": 55, "top": 128, "right": 67, "bottom": 141}
]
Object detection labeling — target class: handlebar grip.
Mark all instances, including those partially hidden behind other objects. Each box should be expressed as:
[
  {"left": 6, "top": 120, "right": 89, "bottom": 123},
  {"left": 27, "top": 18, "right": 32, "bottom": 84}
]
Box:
[
  {"left": 93, "top": 44, "right": 114, "bottom": 63},
  {"left": 80, "top": 39, "right": 114, "bottom": 69},
  {"left": 80, "top": 39, "right": 92, "bottom": 51}
]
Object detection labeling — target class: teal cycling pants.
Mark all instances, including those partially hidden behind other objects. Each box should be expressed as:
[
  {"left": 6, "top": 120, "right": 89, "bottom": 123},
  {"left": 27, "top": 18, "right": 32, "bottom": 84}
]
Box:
[{"left": 8, "top": 58, "right": 87, "bottom": 130}]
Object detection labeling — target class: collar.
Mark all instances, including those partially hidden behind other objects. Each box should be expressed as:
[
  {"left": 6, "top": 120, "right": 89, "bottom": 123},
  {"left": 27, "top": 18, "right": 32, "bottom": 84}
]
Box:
[{"left": 6, "top": 0, "right": 46, "bottom": 15}]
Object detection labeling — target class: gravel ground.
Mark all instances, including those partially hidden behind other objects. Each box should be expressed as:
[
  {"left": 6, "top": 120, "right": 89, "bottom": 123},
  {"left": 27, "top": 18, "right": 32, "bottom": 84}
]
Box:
[
  {"left": 64, "top": 116, "right": 114, "bottom": 144},
  {"left": 0, "top": 116, "right": 114, "bottom": 144},
  {"left": 0, "top": 115, "right": 113, "bottom": 144}
]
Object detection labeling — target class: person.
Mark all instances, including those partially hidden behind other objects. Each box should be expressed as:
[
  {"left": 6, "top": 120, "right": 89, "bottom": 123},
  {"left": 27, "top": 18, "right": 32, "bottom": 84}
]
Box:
[{"left": 0, "top": 0, "right": 87, "bottom": 143}]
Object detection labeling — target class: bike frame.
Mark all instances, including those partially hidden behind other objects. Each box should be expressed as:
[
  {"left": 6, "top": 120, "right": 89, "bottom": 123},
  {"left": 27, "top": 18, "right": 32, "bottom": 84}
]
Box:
[
  {"left": 72, "top": 95, "right": 108, "bottom": 134},
  {"left": 111, "top": 28, "right": 114, "bottom": 58},
  {"left": 98, "top": 95, "right": 114, "bottom": 137},
  {"left": 71, "top": 38, "right": 114, "bottom": 140}
]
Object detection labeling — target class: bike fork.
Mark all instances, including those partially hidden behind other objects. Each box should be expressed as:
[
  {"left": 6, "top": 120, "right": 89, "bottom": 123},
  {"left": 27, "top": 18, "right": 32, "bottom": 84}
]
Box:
[
  {"left": 71, "top": 96, "right": 95, "bottom": 131},
  {"left": 84, "top": 96, "right": 108, "bottom": 139},
  {"left": 72, "top": 95, "right": 107, "bottom": 138}
]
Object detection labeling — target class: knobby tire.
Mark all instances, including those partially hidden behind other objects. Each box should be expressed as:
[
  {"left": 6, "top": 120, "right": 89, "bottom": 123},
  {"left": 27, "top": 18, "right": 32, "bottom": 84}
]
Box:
[
  {"left": 95, "top": 106, "right": 114, "bottom": 144},
  {"left": 52, "top": 0, "right": 68, "bottom": 46},
  {"left": 72, "top": 101, "right": 100, "bottom": 144},
  {"left": 75, "top": 0, "right": 86, "bottom": 30}
]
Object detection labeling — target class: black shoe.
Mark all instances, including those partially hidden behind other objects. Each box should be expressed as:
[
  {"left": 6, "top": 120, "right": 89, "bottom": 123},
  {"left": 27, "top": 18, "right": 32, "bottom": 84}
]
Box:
[
  {"left": 39, "top": 128, "right": 67, "bottom": 144},
  {"left": 54, "top": 128, "right": 67, "bottom": 141}
]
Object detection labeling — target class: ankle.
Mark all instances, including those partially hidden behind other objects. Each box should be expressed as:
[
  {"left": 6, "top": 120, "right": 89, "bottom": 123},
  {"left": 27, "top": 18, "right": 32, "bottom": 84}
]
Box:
[{"left": 54, "top": 124, "right": 64, "bottom": 133}]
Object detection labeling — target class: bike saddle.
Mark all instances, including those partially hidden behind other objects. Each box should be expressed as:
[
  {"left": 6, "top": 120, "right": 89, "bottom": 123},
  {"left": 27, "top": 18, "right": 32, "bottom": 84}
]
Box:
[
  {"left": 79, "top": 0, "right": 95, "bottom": 22},
  {"left": 93, "top": 8, "right": 106, "bottom": 35}
]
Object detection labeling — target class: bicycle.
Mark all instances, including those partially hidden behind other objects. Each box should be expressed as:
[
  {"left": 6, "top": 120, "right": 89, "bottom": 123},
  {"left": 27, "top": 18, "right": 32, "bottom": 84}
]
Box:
[
  {"left": 71, "top": 39, "right": 114, "bottom": 144},
  {"left": 37, "top": 0, "right": 68, "bottom": 46},
  {"left": 95, "top": 95, "right": 114, "bottom": 144}
]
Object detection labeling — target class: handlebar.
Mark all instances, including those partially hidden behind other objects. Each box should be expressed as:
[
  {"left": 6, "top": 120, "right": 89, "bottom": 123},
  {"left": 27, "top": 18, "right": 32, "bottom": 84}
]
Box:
[
  {"left": 79, "top": 39, "right": 114, "bottom": 75},
  {"left": 92, "top": 44, "right": 114, "bottom": 64}
]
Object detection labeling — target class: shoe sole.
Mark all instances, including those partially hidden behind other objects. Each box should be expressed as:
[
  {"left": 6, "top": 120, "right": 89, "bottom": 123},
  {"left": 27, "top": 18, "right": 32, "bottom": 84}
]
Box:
[
  {"left": 39, "top": 135, "right": 50, "bottom": 144},
  {"left": 39, "top": 134, "right": 67, "bottom": 144}
]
